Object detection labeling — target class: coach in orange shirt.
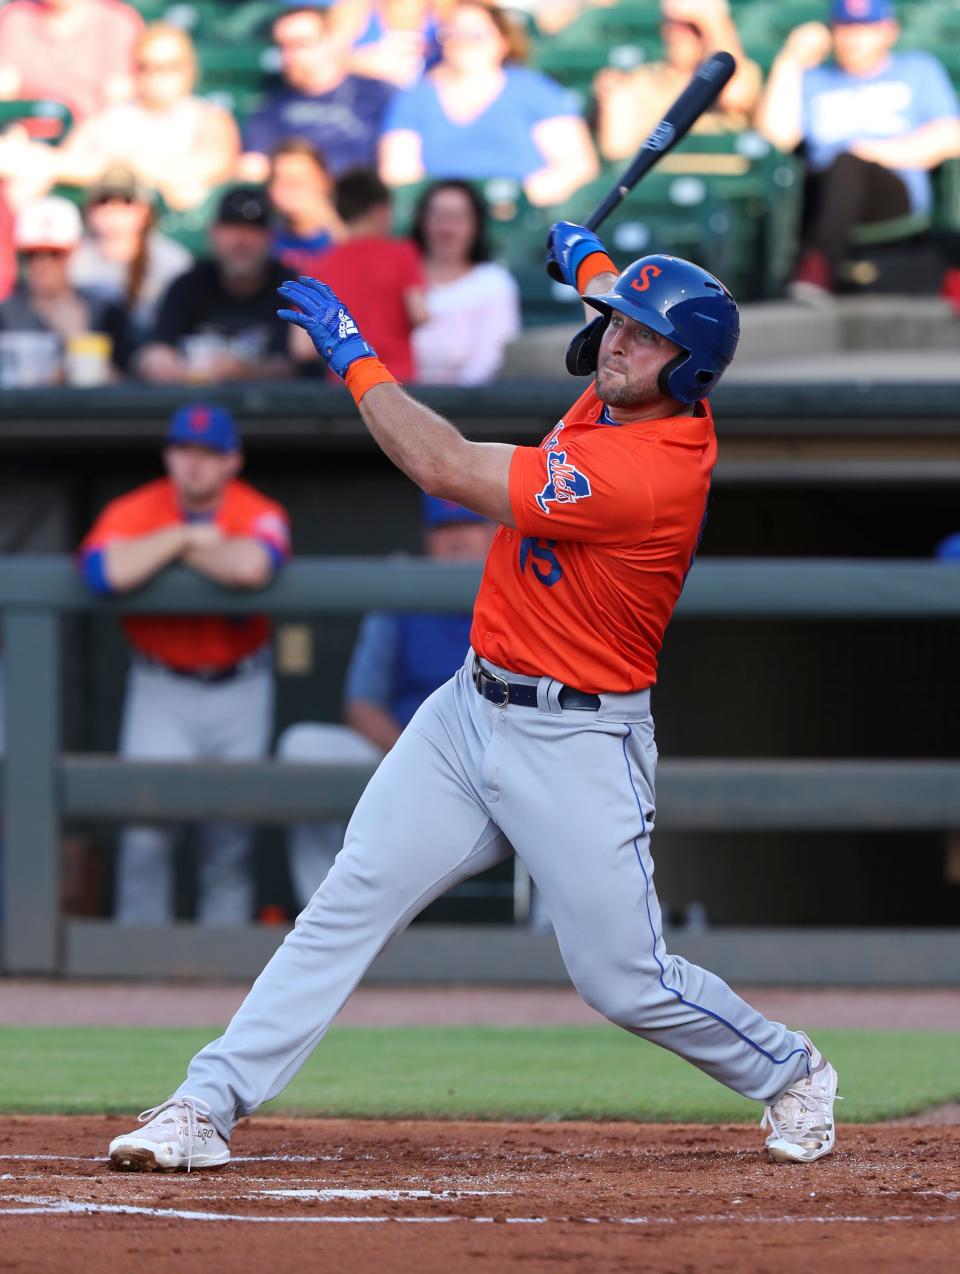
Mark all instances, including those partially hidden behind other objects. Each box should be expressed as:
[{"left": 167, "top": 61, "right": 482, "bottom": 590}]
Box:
[{"left": 79, "top": 403, "right": 290, "bottom": 925}]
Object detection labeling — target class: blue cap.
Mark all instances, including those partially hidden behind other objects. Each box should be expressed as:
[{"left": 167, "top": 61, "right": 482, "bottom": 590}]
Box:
[
  {"left": 831, "top": 0, "right": 894, "bottom": 24},
  {"left": 421, "top": 494, "right": 488, "bottom": 529},
  {"left": 166, "top": 403, "right": 240, "bottom": 453}
]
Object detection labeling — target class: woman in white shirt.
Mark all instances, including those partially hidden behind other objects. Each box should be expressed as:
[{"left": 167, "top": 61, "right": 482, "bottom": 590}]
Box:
[{"left": 410, "top": 179, "right": 520, "bottom": 384}]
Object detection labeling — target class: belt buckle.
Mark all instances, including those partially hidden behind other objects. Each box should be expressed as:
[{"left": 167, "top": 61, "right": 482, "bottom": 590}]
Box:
[{"left": 474, "top": 657, "right": 510, "bottom": 708}]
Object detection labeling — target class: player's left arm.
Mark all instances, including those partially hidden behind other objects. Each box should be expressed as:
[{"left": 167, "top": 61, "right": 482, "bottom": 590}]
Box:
[
  {"left": 358, "top": 383, "right": 515, "bottom": 525},
  {"left": 277, "top": 276, "right": 515, "bottom": 525},
  {"left": 184, "top": 509, "right": 290, "bottom": 589},
  {"left": 183, "top": 534, "right": 274, "bottom": 588}
]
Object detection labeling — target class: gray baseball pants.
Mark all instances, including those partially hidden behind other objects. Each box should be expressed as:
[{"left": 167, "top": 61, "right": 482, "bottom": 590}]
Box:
[
  {"left": 175, "top": 650, "right": 810, "bottom": 1135},
  {"left": 115, "top": 659, "right": 273, "bottom": 925}
]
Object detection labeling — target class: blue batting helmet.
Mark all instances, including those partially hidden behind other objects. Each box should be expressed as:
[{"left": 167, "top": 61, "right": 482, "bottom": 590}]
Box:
[{"left": 566, "top": 255, "right": 740, "bottom": 403}]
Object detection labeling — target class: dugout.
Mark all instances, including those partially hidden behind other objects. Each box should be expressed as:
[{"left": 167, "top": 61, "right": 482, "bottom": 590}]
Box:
[{"left": 0, "top": 377, "right": 958, "bottom": 978}]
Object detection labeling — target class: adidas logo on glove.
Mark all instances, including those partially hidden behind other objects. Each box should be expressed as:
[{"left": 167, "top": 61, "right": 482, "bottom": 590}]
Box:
[{"left": 338, "top": 309, "right": 359, "bottom": 340}]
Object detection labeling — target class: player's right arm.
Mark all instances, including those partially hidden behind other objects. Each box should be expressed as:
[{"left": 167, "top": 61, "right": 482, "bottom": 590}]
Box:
[{"left": 79, "top": 525, "right": 191, "bottom": 594}]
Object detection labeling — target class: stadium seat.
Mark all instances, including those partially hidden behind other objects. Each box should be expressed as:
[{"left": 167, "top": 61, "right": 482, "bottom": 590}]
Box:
[
  {"left": 155, "top": 180, "right": 250, "bottom": 255},
  {"left": 0, "top": 99, "right": 72, "bottom": 146},
  {"left": 195, "top": 39, "right": 274, "bottom": 95}
]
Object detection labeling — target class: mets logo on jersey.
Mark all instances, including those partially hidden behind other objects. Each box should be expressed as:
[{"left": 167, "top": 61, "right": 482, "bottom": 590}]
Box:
[{"left": 535, "top": 450, "right": 592, "bottom": 514}]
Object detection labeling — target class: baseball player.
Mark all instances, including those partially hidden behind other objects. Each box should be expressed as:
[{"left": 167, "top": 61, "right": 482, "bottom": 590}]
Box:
[
  {"left": 79, "top": 404, "right": 290, "bottom": 925},
  {"left": 108, "top": 228, "right": 838, "bottom": 1171}
]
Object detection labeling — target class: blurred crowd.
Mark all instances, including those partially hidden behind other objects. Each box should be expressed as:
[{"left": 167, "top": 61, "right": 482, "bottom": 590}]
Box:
[{"left": 0, "top": 0, "right": 958, "bottom": 388}]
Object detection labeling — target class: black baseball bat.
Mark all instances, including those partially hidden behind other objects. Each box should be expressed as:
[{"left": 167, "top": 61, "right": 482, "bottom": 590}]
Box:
[
  {"left": 583, "top": 50, "right": 737, "bottom": 231},
  {"left": 546, "top": 51, "right": 737, "bottom": 282}
]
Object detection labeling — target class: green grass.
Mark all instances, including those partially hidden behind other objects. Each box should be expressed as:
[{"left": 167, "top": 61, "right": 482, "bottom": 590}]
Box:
[{"left": 1, "top": 1026, "right": 957, "bottom": 1123}]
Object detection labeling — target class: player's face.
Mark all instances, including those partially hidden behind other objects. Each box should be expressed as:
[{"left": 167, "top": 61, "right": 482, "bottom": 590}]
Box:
[
  {"left": 164, "top": 445, "right": 240, "bottom": 507},
  {"left": 595, "top": 312, "right": 683, "bottom": 409},
  {"left": 832, "top": 20, "right": 898, "bottom": 74},
  {"left": 426, "top": 520, "right": 495, "bottom": 561}
]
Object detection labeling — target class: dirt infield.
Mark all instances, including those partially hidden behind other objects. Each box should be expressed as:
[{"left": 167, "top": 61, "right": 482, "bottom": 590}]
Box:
[{"left": 1, "top": 1117, "right": 958, "bottom": 1272}]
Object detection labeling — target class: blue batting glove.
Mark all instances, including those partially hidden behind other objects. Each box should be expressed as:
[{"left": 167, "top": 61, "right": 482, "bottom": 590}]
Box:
[
  {"left": 546, "top": 221, "right": 608, "bottom": 287},
  {"left": 277, "top": 276, "right": 378, "bottom": 378}
]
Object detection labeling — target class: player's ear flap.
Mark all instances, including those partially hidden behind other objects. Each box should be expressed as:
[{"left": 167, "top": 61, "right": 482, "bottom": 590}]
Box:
[
  {"left": 565, "top": 316, "right": 607, "bottom": 376},
  {"left": 657, "top": 351, "right": 689, "bottom": 401}
]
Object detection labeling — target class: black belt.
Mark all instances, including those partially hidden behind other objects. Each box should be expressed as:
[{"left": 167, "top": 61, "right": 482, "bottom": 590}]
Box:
[{"left": 472, "top": 658, "right": 600, "bottom": 711}]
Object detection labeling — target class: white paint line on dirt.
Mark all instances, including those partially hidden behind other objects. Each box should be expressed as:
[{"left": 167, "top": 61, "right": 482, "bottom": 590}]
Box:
[
  {"left": 1, "top": 1198, "right": 959, "bottom": 1227},
  {"left": 254, "top": 1189, "right": 508, "bottom": 1201},
  {"left": 0, "top": 1155, "right": 105, "bottom": 1162},
  {"left": 0, "top": 1153, "right": 342, "bottom": 1164}
]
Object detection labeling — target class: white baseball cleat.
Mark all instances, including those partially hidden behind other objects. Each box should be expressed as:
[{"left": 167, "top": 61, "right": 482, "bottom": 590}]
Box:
[
  {"left": 109, "top": 1095, "right": 230, "bottom": 1172},
  {"left": 761, "top": 1034, "right": 840, "bottom": 1164}
]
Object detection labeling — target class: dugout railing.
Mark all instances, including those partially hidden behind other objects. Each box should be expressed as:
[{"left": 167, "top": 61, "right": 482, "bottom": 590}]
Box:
[{"left": 0, "top": 555, "right": 959, "bottom": 984}]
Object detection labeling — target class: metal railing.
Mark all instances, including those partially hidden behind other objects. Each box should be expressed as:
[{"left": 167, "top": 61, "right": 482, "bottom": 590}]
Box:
[{"left": 2, "top": 555, "right": 959, "bottom": 977}]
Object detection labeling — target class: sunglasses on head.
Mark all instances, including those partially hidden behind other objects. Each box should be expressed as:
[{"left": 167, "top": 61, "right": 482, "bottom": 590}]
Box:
[{"left": 22, "top": 247, "right": 70, "bottom": 258}]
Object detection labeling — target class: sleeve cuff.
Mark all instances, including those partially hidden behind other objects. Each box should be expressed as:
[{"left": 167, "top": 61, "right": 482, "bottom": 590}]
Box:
[
  {"left": 345, "top": 357, "right": 398, "bottom": 405},
  {"left": 576, "top": 251, "right": 617, "bottom": 295},
  {"left": 78, "top": 548, "right": 115, "bottom": 596}
]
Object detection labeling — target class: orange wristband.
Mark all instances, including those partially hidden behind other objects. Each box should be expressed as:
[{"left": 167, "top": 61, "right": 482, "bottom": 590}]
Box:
[
  {"left": 575, "top": 251, "right": 617, "bottom": 295},
  {"left": 344, "top": 356, "right": 397, "bottom": 405}
]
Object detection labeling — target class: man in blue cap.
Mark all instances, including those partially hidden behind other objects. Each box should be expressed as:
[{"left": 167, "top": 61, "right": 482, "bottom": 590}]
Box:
[
  {"left": 78, "top": 403, "right": 290, "bottom": 924},
  {"left": 757, "top": 0, "right": 960, "bottom": 298},
  {"left": 277, "top": 494, "right": 494, "bottom": 907}
]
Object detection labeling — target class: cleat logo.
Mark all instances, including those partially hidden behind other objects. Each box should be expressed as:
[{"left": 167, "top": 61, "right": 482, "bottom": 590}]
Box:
[{"left": 535, "top": 450, "right": 592, "bottom": 514}]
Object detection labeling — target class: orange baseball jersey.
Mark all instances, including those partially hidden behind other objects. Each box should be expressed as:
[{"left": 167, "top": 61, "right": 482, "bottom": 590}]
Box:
[
  {"left": 471, "top": 383, "right": 717, "bottom": 693},
  {"left": 79, "top": 478, "right": 290, "bottom": 670}
]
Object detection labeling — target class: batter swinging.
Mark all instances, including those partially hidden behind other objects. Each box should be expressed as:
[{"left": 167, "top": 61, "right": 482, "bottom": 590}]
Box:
[{"left": 108, "top": 224, "right": 839, "bottom": 1171}]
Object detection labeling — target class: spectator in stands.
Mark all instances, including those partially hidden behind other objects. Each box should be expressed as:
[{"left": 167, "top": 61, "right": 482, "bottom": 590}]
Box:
[
  {"left": 0, "top": 196, "right": 129, "bottom": 384},
  {"left": 330, "top": 0, "right": 446, "bottom": 90},
  {"left": 78, "top": 404, "right": 290, "bottom": 926},
  {"left": 268, "top": 139, "right": 343, "bottom": 278},
  {"left": 756, "top": 0, "right": 960, "bottom": 300},
  {"left": 69, "top": 167, "right": 192, "bottom": 348},
  {"left": 0, "top": 0, "right": 143, "bottom": 125},
  {"left": 44, "top": 23, "right": 240, "bottom": 213},
  {"left": 379, "top": 0, "right": 598, "bottom": 205},
  {"left": 137, "top": 187, "right": 296, "bottom": 385},
  {"left": 595, "top": 0, "right": 762, "bottom": 161},
  {"left": 276, "top": 494, "right": 494, "bottom": 909},
  {"left": 410, "top": 179, "right": 520, "bottom": 383},
  {"left": 239, "top": 6, "right": 394, "bottom": 184},
  {"left": 297, "top": 168, "right": 426, "bottom": 381}
]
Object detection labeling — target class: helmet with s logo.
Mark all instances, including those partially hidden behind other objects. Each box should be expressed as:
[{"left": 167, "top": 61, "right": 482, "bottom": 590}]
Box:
[{"left": 566, "top": 254, "right": 740, "bottom": 403}]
